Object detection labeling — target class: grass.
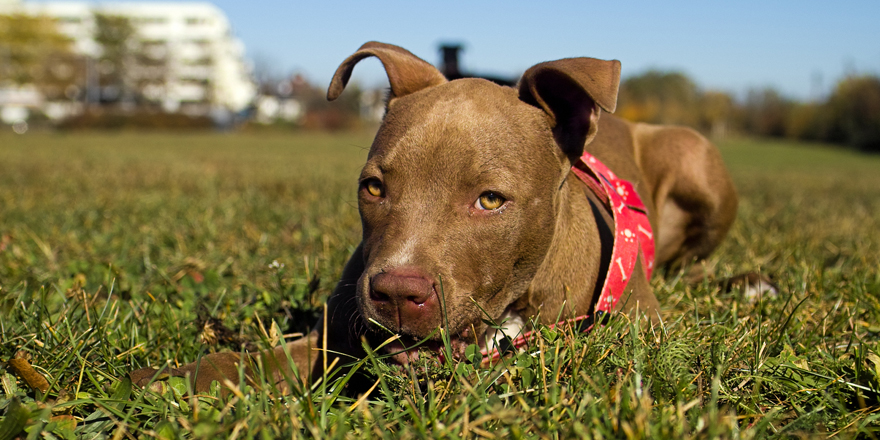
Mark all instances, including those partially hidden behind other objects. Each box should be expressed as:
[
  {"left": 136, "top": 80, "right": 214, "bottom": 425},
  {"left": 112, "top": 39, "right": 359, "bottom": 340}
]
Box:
[{"left": 0, "top": 130, "right": 878, "bottom": 439}]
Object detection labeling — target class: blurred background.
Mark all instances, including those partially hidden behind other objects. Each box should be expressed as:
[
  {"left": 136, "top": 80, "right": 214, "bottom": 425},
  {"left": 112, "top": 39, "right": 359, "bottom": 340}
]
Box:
[{"left": 1, "top": 0, "right": 879, "bottom": 151}]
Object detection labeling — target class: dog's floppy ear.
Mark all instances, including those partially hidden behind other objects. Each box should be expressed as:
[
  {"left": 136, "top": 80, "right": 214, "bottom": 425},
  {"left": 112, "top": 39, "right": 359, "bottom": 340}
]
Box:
[
  {"left": 518, "top": 57, "right": 621, "bottom": 163},
  {"left": 328, "top": 41, "right": 447, "bottom": 104}
]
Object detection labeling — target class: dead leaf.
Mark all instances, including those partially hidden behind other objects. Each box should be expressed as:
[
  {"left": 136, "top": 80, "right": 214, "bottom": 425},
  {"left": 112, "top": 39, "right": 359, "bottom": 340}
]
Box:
[{"left": 7, "top": 352, "right": 49, "bottom": 393}]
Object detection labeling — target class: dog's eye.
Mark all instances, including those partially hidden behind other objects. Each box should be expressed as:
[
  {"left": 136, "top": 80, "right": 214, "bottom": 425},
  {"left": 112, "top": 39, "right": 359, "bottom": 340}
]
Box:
[
  {"left": 362, "top": 179, "right": 384, "bottom": 198},
  {"left": 476, "top": 192, "right": 505, "bottom": 210}
]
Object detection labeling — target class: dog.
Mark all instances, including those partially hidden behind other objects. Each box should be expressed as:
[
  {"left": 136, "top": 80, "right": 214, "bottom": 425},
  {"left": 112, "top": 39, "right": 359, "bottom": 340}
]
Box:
[{"left": 131, "top": 41, "right": 739, "bottom": 393}]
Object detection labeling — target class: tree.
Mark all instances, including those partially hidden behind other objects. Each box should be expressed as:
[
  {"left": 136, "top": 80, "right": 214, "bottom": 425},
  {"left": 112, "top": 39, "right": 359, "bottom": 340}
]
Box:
[
  {"left": 93, "top": 13, "right": 135, "bottom": 104},
  {"left": 132, "top": 38, "right": 170, "bottom": 107},
  {"left": 0, "top": 13, "right": 81, "bottom": 99},
  {"left": 826, "top": 75, "right": 880, "bottom": 152},
  {"left": 738, "top": 88, "right": 791, "bottom": 138},
  {"left": 699, "top": 91, "right": 734, "bottom": 139},
  {"left": 784, "top": 102, "right": 828, "bottom": 141},
  {"left": 617, "top": 70, "right": 701, "bottom": 127}
]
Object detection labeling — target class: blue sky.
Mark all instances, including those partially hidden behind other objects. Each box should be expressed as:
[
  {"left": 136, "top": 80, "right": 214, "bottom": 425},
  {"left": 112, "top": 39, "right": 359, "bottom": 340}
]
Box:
[{"left": 35, "top": 0, "right": 880, "bottom": 100}]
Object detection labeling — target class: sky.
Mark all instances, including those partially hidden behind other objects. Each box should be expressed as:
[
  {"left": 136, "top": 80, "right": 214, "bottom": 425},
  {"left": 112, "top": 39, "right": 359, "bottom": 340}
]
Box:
[{"left": 31, "top": 0, "right": 880, "bottom": 100}]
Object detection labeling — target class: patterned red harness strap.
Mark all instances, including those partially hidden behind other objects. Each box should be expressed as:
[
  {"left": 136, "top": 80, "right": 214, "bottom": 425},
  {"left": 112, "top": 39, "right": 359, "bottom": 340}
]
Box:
[
  {"left": 481, "top": 151, "right": 655, "bottom": 362},
  {"left": 571, "top": 151, "right": 655, "bottom": 310}
]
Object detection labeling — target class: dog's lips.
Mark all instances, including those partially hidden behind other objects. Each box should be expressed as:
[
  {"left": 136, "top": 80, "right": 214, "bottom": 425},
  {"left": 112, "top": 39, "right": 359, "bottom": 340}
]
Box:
[
  {"left": 380, "top": 338, "right": 441, "bottom": 365},
  {"left": 378, "top": 331, "right": 474, "bottom": 366}
]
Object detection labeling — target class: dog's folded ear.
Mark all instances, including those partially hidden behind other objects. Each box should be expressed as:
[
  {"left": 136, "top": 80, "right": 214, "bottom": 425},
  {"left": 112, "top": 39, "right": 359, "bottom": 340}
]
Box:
[
  {"left": 518, "top": 58, "right": 621, "bottom": 163},
  {"left": 328, "top": 41, "right": 447, "bottom": 104}
]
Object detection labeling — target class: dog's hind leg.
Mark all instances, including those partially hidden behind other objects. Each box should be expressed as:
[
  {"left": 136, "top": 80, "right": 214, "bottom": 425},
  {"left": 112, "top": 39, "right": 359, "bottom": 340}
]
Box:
[
  {"left": 634, "top": 124, "right": 738, "bottom": 270},
  {"left": 633, "top": 125, "right": 777, "bottom": 297}
]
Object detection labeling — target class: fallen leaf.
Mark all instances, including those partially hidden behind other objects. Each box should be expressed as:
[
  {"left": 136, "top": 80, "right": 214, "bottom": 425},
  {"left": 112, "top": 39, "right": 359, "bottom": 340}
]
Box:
[{"left": 7, "top": 352, "right": 49, "bottom": 393}]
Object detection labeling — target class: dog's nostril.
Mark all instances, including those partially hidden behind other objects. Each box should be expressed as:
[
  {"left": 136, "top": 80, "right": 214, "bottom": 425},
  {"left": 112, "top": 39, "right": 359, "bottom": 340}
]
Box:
[
  {"left": 407, "top": 294, "right": 429, "bottom": 305},
  {"left": 370, "top": 289, "right": 391, "bottom": 302}
]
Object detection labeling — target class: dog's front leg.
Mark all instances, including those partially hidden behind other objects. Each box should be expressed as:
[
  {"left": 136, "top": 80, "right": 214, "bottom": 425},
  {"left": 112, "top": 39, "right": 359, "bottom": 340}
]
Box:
[
  {"left": 128, "top": 331, "right": 321, "bottom": 394},
  {"left": 129, "top": 350, "right": 254, "bottom": 394},
  {"left": 130, "top": 248, "right": 366, "bottom": 394},
  {"left": 255, "top": 330, "right": 322, "bottom": 394},
  {"left": 248, "top": 249, "right": 368, "bottom": 393}
]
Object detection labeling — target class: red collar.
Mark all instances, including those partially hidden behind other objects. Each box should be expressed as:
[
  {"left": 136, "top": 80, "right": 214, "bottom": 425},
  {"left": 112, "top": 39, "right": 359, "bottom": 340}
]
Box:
[
  {"left": 571, "top": 151, "right": 655, "bottom": 309},
  {"left": 482, "top": 151, "right": 655, "bottom": 362}
]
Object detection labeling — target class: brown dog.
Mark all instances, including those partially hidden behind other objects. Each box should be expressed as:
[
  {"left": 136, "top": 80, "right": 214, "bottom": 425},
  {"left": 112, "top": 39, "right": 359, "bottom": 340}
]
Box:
[{"left": 131, "top": 42, "right": 738, "bottom": 393}]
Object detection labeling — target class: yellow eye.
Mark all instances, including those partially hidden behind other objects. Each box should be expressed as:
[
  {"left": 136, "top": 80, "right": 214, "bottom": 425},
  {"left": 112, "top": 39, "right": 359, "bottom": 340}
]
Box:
[
  {"left": 477, "top": 192, "right": 505, "bottom": 210},
  {"left": 363, "top": 179, "right": 384, "bottom": 197}
]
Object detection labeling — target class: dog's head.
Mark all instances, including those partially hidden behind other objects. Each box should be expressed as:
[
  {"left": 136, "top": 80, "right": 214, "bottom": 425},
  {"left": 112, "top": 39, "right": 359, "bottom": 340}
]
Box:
[{"left": 328, "top": 42, "right": 620, "bottom": 361}]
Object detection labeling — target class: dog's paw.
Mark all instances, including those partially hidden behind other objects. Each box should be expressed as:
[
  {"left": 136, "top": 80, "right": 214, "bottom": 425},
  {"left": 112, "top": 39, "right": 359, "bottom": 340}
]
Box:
[
  {"left": 722, "top": 272, "right": 779, "bottom": 301},
  {"left": 129, "top": 352, "right": 251, "bottom": 394},
  {"left": 129, "top": 365, "right": 183, "bottom": 394}
]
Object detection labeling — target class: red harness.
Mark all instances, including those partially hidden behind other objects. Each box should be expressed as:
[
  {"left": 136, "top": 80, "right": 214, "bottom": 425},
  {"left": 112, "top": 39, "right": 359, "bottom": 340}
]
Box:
[{"left": 481, "top": 151, "right": 655, "bottom": 362}]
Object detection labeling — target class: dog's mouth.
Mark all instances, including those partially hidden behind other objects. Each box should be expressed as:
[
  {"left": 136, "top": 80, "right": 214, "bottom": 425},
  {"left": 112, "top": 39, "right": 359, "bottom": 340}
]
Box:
[{"left": 375, "top": 328, "right": 476, "bottom": 366}]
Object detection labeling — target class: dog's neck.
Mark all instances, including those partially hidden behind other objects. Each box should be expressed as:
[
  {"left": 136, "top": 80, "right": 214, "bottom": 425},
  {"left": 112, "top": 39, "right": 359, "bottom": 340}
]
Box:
[{"left": 511, "top": 170, "right": 607, "bottom": 324}]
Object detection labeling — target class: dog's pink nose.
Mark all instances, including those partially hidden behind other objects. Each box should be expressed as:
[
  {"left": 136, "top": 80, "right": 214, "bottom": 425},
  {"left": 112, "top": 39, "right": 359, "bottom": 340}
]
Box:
[{"left": 370, "top": 268, "right": 438, "bottom": 329}]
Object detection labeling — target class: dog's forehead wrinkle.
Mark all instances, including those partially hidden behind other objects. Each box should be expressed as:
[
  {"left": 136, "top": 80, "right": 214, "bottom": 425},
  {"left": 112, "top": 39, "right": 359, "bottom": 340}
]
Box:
[
  {"left": 374, "top": 88, "right": 557, "bottom": 197},
  {"left": 386, "top": 83, "right": 521, "bottom": 150},
  {"left": 376, "top": 117, "right": 540, "bottom": 198},
  {"left": 379, "top": 136, "right": 490, "bottom": 198}
]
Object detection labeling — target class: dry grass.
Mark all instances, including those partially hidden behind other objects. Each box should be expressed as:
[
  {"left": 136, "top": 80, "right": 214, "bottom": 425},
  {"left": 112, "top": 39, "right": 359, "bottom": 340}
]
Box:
[{"left": 1, "top": 131, "right": 878, "bottom": 439}]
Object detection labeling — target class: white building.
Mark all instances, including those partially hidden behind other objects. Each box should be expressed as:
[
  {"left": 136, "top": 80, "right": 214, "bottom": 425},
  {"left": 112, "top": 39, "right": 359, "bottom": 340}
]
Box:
[{"left": 0, "top": 0, "right": 256, "bottom": 113}]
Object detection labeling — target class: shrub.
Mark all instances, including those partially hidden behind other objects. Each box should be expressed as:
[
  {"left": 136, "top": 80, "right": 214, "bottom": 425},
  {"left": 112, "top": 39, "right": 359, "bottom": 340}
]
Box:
[
  {"left": 57, "top": 109, "right": 214, "bottom": 130},
  {"left": 826, "top": 75, "right": 880, "bottom": 152}
]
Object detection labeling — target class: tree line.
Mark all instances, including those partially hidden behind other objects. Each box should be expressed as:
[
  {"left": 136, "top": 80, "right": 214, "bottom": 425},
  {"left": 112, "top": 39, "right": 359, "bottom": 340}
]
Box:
[
  {"left": 0, "top": 13, "right": 166, "bottom": 108},
  {"left": 3, "top": 12, "right": 877, "bottom": 146},
  {"left": 615, "top": 70, "right": 880, "bottom": 152}
]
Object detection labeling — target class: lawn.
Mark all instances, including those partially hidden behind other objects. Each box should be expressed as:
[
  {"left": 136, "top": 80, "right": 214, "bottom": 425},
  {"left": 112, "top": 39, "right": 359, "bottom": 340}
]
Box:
[{"left": 1, "top": 131, "right": 878, "bottom": 439}]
